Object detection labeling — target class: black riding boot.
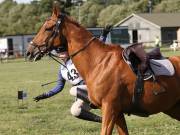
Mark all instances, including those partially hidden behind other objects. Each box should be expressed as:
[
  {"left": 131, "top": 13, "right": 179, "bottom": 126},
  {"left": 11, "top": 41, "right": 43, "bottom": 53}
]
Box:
[
  {"left": 77, "top": 88, "right": 98, "bottom": 109},
  {"left": 77, "top": 87, "right": 90, "bottom": 103},
  {"left": 76, "top": 109, "right": 102, "bottom": 123}
]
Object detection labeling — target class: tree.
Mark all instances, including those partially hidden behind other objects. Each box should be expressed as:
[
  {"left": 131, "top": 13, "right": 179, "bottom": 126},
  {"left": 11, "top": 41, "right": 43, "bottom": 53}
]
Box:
[
  {"left": 97, "top": 5, "right": 130, "bottom": 26},
  {"left": 129, "top": 0, "right": 149, "bottom": 13},
  {"left": 0, "top": 0, "right": 179, "bottom": 36},
  {"left": 38, "top": 0, "right": 53, "bottom": 13},
  {"left": 0, "top": 0, "right": 17, "bottom": 35},
  {"left": 108, "top": 0, "right": 123, "bottom": 5},
  {"left": 153, "top": 0, "right": 180, "bottom": 13},
  {"left": 71, "top": 1, "right": 103, "bottom": 27}
]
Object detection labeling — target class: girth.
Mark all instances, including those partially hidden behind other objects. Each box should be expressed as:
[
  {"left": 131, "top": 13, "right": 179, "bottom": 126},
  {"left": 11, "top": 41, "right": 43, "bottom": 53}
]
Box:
[{"left": 130, "top": 70, "right": 150, "bottom": 117}]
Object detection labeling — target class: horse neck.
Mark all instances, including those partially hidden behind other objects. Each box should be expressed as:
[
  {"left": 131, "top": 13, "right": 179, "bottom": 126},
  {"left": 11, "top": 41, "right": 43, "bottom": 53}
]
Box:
[{"left": 63, "top": 18, "right": 106, "bottom": 79}]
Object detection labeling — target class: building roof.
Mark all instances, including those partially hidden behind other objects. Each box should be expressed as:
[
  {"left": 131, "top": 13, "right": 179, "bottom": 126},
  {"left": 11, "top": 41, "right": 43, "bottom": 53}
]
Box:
[{"left": 116, "top": 13, "right": 180, "bottom": 28}]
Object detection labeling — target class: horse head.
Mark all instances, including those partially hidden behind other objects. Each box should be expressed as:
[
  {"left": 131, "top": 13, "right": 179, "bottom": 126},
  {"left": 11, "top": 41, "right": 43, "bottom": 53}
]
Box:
[{"left": 26, "top": 1, "right": 67, "bottom": 61}]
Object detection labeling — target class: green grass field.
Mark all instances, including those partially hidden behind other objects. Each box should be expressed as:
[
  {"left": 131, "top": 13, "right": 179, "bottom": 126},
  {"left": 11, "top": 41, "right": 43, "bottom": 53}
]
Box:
[{"left": 0, "top": 50, "right": 180, "bottom": 135}]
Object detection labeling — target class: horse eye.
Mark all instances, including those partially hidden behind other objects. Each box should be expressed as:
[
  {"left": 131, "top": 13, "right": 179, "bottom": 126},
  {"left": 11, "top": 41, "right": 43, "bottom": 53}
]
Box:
[
  {"left": 45, "top": 28, "right": 53, "bottom": 32},
  {"left": 45, "top": 24, "right": 55, "bottom": 32}
]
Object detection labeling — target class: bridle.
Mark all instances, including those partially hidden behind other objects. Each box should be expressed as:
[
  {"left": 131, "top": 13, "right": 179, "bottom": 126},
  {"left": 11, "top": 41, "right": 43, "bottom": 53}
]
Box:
[
  {"left": 29, "top": 13, "right": 96, "bottom": 61},
  {"left": 29, "top": 14, "right": 66, "bottom": 58}
]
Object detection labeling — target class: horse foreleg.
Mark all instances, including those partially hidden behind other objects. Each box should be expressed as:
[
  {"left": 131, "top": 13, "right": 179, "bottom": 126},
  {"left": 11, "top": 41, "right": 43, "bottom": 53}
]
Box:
[
  {"left": 115, "top": 113, "right": 129, "bottom": 135},
  {"left": 101, "top": 102, "right": 117, "bottom": 135},
  {"left": 163, "top": 101, "right": 180, "bottom": 121}
]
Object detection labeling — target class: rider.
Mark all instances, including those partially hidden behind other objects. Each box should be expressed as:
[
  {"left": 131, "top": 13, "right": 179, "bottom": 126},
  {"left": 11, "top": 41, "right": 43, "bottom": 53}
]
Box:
[{"left": 33, "top": 26, "right": 112, "bottom": 123}]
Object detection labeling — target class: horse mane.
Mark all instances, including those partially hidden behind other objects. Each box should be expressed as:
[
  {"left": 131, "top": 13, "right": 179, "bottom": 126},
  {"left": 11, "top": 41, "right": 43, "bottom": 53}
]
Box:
[
  {"left": 66, "top": 15, "right": 82, "bottom": 28},
  {"left": 64, "top": 14, "right": 124, "bottom": 53},
  {"left": 64, "top": 14, "right": 94, "bottom": 39}
]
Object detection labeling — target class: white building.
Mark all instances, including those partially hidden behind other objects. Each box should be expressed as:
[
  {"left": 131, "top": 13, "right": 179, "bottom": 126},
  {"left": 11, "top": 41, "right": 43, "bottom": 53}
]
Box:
[
  {"left": 0, "top": 34, "right": 34, "bottom": 56},
  {"left": 115, "top": 13, "right": 180, "bottom": 46}
]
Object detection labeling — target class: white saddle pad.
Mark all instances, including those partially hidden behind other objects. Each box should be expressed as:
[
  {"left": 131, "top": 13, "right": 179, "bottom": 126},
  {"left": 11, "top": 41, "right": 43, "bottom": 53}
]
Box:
[{"left": 150, "top": 59, "right": 175, "bottom": 76}]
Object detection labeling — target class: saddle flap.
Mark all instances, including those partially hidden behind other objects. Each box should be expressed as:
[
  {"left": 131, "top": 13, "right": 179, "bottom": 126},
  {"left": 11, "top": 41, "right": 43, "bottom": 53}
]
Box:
[
  {"left": 122, "top": 49, "right": 138, "bottom": 74},
  {"left": 150, "top": 59, "right": 175, "bottom": 76}
]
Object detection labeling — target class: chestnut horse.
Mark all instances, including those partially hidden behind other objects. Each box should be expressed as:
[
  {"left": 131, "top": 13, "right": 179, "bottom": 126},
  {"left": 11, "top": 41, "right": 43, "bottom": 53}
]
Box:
[{"left": 26, "top": 4, "right": 180, "bottom": 135}]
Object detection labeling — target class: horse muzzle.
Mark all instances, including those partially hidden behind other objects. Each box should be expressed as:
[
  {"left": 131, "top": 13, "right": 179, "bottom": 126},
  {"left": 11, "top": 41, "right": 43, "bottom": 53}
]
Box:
[
  {"left": 26, "top": 41, "right": 47, "bottom": 61},
  {"left": 26, "top": 50, "right": 45, "bottom": 61}
]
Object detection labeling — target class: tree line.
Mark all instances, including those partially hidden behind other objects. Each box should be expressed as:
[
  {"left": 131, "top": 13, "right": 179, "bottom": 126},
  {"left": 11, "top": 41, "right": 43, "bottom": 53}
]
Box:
[{"left": 0, "top": 0, "right": 179, "bottom": 36}]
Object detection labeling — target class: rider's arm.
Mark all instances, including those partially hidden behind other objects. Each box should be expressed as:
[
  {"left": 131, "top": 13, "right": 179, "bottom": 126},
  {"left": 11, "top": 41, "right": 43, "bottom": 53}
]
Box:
[
  {"left": 34, "top": 67, "right": 66, "bottom": 102},
  {"left": 45, "top": 69, "right": 66, "bottom": 97},
  {"left": 99, "top": 25, "right": 112, "bottom": 42}
]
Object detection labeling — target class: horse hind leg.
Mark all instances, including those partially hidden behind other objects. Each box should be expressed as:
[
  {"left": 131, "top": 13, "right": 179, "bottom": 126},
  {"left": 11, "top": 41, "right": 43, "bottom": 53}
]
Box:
[
  {"left": 115, "top": 113, "right": 129, "bottom": 135},
  {"left": 101, "top": 102, "right": 129, "bottom": 135},
  {"left": 101, "top": 101, "right": 125, "bottom": 135},
  {"left": 163, "top": 101, "right": 180, "bottom": 121}
]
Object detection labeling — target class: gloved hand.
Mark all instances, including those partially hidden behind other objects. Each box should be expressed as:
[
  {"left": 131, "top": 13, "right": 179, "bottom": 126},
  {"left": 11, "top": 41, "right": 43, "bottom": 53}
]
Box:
[
  {"left": 102, "top": 24, "right": 113, "bottom": 37},
  {"left": 33, "top": 93, "right": 48, "bottom": 102}
]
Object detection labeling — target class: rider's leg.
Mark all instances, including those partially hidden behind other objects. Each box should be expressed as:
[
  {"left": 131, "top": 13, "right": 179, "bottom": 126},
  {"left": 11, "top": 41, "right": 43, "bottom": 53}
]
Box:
[
  {"left": 70, "top": 99, "right": 102, "bottom": 123},
  {"left": 70, "top": 85, "right": 89, "bottom": 103},
  {"left": 69, "top": 85, "right": 87, "bottom": 97},
  {"left": 70, "top": 85, "right": 98, "bottom": 109}
]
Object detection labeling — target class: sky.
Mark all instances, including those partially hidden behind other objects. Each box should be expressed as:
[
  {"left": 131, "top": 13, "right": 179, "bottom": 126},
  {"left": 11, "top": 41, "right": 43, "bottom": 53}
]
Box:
[
  {"left": 0, "top": 0, "right": 33, "bottom": 3},
  {"left": 14, "top": 0, "right": 33, "bottom": 3}
]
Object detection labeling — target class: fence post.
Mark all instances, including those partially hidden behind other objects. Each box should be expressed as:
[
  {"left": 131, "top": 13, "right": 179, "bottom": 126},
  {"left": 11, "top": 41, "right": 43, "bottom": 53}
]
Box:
[{"left": 0, "top": 53, "right": 2, "bottom": 63}]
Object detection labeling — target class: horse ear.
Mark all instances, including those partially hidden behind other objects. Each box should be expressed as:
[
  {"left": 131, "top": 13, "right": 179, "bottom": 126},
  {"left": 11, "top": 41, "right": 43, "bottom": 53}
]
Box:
[{"left": 52, "top": 1, "right": 61, "bottom": 17}]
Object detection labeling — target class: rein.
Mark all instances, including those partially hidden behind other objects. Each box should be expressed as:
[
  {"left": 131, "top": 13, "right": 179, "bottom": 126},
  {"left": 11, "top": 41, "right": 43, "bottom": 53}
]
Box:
[
  {"left": 47, "top": 35, "right": 95, "bottom": 68},
  {"left": 48, "top": 52, "right": 74, "bottom": 79},
  {"left": 47, "top": 37, "right": 96, "bottom": 71},
  {"left": 69, "top": 37, "right": 96, "bottom": 59},
  {"left": 48, "top": 52, "right": 68, "bottom": 69}
]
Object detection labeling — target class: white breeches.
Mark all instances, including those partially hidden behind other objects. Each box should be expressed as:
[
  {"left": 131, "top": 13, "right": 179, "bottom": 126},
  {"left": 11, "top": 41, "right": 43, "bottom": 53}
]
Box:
[
  {"left": 69, "top": 85, "right": 90, "bottom": 116},
  {"left": 69, "top": 85, "right": 87, "bottom": 97}
]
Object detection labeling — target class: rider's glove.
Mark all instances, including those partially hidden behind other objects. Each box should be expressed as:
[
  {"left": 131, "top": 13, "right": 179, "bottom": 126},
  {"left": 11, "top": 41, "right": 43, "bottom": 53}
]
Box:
[
  {"left": 102, "top": 24, "right": 113, "bottom": 37},
  {"left": 33, "top": 93, "right": 48, "bottom": 102}
]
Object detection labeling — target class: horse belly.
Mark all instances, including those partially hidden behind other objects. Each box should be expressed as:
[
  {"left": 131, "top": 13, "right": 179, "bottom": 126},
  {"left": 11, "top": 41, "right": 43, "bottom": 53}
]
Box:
[{"left": 142, "top": 77, "right": 180, "bottom": 114}]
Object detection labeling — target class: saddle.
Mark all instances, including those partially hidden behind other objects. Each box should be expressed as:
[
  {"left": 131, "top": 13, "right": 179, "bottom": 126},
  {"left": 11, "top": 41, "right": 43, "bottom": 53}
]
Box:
[
  {"left": 123, "top": 46, "right": 175, "bottom": 79},
  {"left": 123, "top": 44, "right": 175, "bottom": 117}
]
